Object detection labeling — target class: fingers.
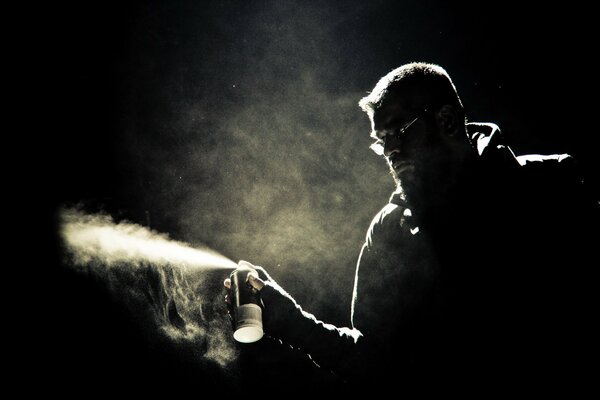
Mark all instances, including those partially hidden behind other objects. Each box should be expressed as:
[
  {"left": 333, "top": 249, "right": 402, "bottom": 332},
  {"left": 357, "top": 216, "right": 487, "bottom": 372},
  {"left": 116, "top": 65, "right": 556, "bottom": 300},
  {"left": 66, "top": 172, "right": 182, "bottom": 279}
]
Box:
[
  {"left": 223, "top": 279, "right": 232, "bottom": 322},
  {"left": 223, "top": 268, "right": 263, "bottom": 293}
]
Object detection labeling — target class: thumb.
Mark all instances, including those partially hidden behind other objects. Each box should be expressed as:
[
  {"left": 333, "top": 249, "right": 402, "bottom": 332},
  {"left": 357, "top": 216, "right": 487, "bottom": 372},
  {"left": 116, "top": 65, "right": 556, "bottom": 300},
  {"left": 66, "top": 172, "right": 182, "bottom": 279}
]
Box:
[
  {"left": 238, "top": 260, "right": 266, "bottom": 291},
  {"left": 247, "top": 272, "right": 265, "bottom": 291}
]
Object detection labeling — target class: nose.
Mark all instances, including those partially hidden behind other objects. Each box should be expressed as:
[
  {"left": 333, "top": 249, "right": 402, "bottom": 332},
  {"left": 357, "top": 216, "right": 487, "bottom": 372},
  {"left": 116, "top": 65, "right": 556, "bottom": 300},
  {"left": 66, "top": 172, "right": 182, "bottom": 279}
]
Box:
[{"left": 383, "top": 134, "right": 401, "bottom": 157}]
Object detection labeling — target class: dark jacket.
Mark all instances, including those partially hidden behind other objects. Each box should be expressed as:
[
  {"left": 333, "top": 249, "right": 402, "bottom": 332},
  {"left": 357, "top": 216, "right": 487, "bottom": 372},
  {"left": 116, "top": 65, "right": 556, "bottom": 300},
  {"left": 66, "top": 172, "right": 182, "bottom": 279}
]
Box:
[{"left": 257, "top": 122, "right": 598, "bottom": 392}]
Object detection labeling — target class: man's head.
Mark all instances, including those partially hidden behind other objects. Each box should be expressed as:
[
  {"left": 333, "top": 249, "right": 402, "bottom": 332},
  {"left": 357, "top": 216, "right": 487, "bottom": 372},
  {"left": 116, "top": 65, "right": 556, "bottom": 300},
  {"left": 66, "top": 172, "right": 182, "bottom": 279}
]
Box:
[{"left": 359, "top": 62, "right": 473, "bottom": 207}]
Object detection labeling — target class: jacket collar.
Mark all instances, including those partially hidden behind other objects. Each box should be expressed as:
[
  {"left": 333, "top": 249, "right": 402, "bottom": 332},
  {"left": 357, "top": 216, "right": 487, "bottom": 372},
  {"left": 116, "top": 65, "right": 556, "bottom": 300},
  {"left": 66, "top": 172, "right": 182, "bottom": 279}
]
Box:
[
  {"left": 467, "top": 122, "right": 521, "bottom": 168},
  {"left": 388, "top": 122, "right": 520, "bottom": 206}
]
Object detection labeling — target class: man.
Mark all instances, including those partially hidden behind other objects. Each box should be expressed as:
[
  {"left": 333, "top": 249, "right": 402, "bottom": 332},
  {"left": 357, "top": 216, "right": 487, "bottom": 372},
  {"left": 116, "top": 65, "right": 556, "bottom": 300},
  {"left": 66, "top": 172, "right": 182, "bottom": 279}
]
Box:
[{"left": 225, "top": 63, "right": 598, "bottom": 391}]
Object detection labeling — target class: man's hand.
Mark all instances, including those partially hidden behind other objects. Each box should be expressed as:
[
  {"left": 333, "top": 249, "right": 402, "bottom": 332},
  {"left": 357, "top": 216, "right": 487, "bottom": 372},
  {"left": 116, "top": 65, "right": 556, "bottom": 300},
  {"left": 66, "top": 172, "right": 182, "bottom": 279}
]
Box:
[
  {"left": 223, "top": 260, "right": 265, "bottom": 291},
  {"left": 224, "top": 260, "right": 266, "bottom": 321}
]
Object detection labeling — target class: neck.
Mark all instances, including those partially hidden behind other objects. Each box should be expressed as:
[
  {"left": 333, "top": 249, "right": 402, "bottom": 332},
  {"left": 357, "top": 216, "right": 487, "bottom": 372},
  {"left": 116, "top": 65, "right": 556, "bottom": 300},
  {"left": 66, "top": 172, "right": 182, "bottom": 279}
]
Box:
[{"left": 403, "top": 151, "right": 480, "bottom": 223}]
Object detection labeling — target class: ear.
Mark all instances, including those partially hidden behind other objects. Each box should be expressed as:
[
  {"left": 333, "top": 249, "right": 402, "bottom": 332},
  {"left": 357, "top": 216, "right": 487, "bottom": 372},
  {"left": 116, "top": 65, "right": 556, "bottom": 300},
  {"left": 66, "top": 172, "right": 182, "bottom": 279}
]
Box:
[{"left": 435, "top": 104, "right": 460, "bottom": 137}]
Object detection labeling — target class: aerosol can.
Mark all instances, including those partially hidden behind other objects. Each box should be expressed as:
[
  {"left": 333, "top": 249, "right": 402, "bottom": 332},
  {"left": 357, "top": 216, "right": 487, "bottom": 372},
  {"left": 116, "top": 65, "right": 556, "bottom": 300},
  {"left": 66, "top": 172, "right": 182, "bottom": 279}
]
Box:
[{"left": 230, "top": 264, "right": 264, "bottom": 343}]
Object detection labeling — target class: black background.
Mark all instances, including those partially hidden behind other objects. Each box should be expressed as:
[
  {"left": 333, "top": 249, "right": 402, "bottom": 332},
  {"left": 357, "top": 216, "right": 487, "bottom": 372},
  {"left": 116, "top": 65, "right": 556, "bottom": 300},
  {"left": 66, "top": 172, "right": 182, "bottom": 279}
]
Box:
[{"left": 32, "top": 0, "right": 598, "bottom": 395}]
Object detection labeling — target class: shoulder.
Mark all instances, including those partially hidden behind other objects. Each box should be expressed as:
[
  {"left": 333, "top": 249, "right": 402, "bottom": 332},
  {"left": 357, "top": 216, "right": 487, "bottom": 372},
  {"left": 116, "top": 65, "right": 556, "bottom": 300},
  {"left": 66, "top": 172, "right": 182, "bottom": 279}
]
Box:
[
  {"left": 513, "top": 153, "right": 598, "bottom": 219},
  {"left": 516, "top": 153, "right": 576, "bottom": 169},
  {"left": 515, "top": 153, "right": 583, "bottom": 189},
  {"left": 365, "top": 201, "right": 412, "bottom": 248}
]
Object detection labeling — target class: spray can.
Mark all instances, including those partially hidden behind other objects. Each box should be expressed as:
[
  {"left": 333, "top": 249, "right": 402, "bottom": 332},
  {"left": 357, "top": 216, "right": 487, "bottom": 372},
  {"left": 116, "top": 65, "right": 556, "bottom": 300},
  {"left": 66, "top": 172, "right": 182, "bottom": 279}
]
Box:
[{"left": 230, "top": 265, "right": 264, "bottom": 343}]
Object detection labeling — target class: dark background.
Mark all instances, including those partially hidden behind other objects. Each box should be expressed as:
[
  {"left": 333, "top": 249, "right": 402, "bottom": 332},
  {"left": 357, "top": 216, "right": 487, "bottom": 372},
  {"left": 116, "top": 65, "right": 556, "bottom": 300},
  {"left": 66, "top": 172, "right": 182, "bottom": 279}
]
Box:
[{"left": 35, "top": 0, "right": 597, "bottom": 395}]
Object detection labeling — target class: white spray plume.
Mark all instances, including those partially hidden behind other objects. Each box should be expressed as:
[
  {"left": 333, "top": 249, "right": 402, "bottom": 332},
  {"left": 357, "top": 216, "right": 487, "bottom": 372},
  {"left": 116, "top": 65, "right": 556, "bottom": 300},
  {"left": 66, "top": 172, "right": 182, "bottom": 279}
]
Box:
[
  {"left": 60, "top": 207, "right": 236, "bottom": 270},
  {"left": 58, "top": 207, "right": 239, "bottom": 369}
]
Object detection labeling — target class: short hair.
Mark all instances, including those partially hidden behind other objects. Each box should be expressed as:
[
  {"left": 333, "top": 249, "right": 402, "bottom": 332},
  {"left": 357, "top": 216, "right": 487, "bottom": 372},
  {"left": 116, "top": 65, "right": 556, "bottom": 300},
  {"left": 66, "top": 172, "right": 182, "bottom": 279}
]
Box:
[{"left": 359, "top": 62, "right": 464, "bottom": 120}]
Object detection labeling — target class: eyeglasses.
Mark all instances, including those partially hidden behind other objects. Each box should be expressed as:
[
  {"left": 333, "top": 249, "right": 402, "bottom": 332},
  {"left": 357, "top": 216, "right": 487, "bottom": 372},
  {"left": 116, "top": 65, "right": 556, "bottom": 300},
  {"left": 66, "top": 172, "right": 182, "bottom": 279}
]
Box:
[{"left": 369, "top": 110, "right": 427, "bottom": 156}]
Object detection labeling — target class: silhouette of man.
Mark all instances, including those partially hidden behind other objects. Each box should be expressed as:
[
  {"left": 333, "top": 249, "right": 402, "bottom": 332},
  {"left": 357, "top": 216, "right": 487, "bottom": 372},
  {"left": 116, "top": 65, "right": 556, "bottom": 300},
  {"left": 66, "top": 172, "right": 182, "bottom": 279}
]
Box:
[{"left": 225, "top": 62, "right": 598, "bottom": 393}]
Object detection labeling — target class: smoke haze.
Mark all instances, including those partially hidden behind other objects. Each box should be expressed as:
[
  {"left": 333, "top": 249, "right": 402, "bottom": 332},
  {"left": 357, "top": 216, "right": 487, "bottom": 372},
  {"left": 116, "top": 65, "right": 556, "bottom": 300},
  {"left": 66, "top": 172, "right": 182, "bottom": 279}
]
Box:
[
  {"left": 41, "top": 0, "right": 598, "bottom": 394},
  {"left": 59, "top": 207, "right": 238, "bottom": 369}
]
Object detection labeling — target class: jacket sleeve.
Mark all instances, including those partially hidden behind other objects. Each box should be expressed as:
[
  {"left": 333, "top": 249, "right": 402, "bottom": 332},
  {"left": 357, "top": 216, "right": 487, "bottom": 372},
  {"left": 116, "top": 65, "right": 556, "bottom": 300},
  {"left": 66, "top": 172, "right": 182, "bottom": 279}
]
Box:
[
  {"left": 258, "top": 278, "right": 362, "bottom": 374},
  {"left": 255, "top": 201, "right": 432, "bottom": 378}
]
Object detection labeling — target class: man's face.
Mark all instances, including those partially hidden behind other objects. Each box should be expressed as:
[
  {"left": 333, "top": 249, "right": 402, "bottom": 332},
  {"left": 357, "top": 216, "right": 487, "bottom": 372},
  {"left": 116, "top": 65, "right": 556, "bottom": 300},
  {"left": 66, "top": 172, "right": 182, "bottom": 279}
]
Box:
[
  {"left": 370, "top": 101, "right": 455, "bottom": 204},
  {"left": 371, "top": 102, "right": 431, "bottom": 188}
]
